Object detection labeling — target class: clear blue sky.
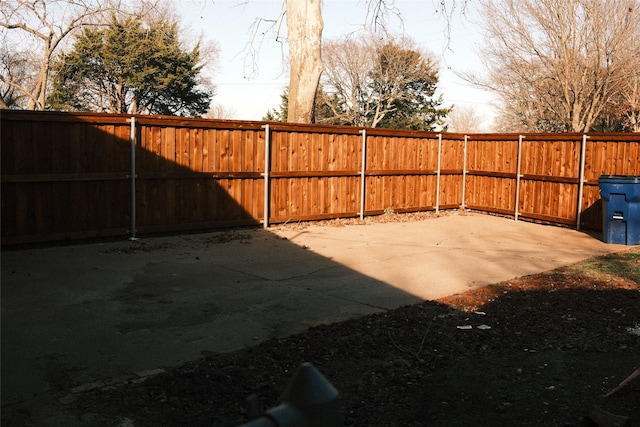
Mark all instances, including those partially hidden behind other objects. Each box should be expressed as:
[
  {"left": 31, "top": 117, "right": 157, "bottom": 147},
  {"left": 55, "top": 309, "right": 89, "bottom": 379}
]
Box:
[{"left": 178, "top": 0, "right": 497, "bottom": 127}]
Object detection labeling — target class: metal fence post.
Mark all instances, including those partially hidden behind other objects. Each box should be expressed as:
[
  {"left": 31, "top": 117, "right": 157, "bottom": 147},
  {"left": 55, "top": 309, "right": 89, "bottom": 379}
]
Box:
[
  {"left": 262, "top": 124, "right": 271, "bottom": 228},
  {"left": 436, "top": 133, "right": 442, "bottom": 213},
  {"left": 359, "top": 129, "right": 367, "bottom": 220},
  {"left": 576, "top": 134, "right": 589, "bottom": 230},
  {"left": 515, "top": 135, "right": 524, "bottom": 221},
  {"left": 128, "top": 117, "right": 138, "bottom": 240},
  {"left": 461, "top": 135, "right": 468, "bottom": 210}
]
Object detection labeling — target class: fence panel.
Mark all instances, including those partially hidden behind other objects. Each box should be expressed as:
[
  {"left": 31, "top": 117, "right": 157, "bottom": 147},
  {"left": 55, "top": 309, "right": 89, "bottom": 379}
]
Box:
[
  {"left": 2, "top": 110, "right": 639, "bottom": 245},
  {"left": 465, "top": 136, "right": 518, "bottom": 215},
  {"left": 365, "top": 133, "right": 444, "bottom": 214},
  {"left": 134, "top": 118, "right": 264, "bottom": 233},
  {"left": 269, "top": 129, "right": 361, "bottom": 222},
  {"left": 1, "top": 112, "right": 131, "bottom": 244},
  {"left": 439, "top": 136, "right": 465, "bottom": 209},
  {"left": 516, "top": 137, "right": 582, "bottom": 224}
]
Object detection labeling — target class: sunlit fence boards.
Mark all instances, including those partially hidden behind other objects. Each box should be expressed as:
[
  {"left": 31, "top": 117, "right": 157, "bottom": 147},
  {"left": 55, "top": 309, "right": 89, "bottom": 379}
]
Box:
[
  {"left": 133, "top": 116, "right": 265, "bottom": 232},
  {"left": 1, "top": 110, "right": 638, "bottom": 245},
  {"left": 268, "top": 126, "right": 362, "bottom": 222}
]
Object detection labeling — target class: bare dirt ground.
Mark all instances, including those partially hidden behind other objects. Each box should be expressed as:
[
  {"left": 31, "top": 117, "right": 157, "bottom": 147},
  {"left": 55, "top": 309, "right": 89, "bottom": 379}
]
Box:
[{"left": 50, "top": 215, "right": 640, "bottom": 426}]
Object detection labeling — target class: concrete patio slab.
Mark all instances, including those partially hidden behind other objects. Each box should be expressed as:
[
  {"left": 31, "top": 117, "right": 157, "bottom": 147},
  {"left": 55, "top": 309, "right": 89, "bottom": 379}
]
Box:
[{"left": 1, "top": 212, "right": 626, "bottom": 425}]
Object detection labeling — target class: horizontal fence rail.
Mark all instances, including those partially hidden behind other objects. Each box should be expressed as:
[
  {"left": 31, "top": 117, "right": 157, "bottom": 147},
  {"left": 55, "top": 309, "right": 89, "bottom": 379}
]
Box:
[{"left": 1, "top": 110, "right": 639, "bottom": 245}]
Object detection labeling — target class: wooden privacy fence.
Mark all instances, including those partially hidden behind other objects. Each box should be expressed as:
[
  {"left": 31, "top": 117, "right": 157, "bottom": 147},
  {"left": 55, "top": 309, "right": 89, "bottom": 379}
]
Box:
[{"left": 1, "top": 110, "right": 639, "bottom": 245}]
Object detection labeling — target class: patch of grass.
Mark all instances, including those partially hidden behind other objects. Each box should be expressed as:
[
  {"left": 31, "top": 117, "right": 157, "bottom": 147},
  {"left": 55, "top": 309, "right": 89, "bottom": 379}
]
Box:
[{"left": 567, "top": 248, "right": 640, "bottom": 283}]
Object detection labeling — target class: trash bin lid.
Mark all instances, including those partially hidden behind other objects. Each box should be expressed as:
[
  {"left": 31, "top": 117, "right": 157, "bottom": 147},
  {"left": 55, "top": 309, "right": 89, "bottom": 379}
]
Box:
[{"left": 598, "top": 175, "right": 640, "bottom": 182}]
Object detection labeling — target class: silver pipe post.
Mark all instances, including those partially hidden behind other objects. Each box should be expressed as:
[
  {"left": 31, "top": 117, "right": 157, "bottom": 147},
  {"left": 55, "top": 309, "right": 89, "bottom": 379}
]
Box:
[
  {"left": 515, "top": 135, "right": 524, "bottom": 221},
  {"left": 436, "top": 133, "right": 442, "bottom": 213},
  {"left": 576, "top": 134, "right": 589, "bottom": 230},
  {"left": 461, "top": 135, "right": 468, "bottom": 210},
  {"left": 359, "top": 129, "right": 367, "bottom": 220},
  {"left": 129, "top": 117, "right": 137, "bottom": 240},
  {"left": 262, "top": 124, "right": 271, "bottom": 228}
]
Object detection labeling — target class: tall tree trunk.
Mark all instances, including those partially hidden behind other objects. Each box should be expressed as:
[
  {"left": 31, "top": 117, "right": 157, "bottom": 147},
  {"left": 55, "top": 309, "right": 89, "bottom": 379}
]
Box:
[
  {"left": 286, "top": 0, "right": 323, "bottom": 123},
  {"left": 29, "top": 47, "right": 51, "bottom": 110}
]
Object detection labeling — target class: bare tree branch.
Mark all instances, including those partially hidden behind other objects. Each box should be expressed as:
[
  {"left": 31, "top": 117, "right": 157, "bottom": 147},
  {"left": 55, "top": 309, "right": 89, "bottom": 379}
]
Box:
[
  {"left": 242, "top": 4, "right": 286, "bottom": 80},
  {"left": 475, "top": 0, "right": 640, "bottom": 132}
]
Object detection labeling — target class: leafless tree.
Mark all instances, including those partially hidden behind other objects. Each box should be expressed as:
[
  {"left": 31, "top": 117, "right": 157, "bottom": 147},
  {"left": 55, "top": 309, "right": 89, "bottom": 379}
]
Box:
[
  {"left": 0, "top": 38, "right": 32, "bottom": 108},
  {"left": 0, "top": 0, "right": 163, "bottom": 110},
  {"left": 476, "top": 0, "right": 640, "bottom": 132},
  {"left": 320, "top": 34, "right": 374, "bottom": 126},
  {"left": 320, "top": 33, "right": 441, "bottom": 128},
  {"left": 616, "top": 61, "right": 640, "bottom": 132},
  {"left": 593, "top": 66, "right": 640, "bottom": 132},
  {"left": 205, "top": 103, "right": 236, "bottom": 120},
  {"left": 447, "top": 105, "right": 483, "bottom": 133}
]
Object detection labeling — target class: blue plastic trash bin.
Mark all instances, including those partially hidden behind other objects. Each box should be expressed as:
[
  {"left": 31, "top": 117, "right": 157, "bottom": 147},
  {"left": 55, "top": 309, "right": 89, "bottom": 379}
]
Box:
[{"left": 598, "top": 175, "right": 640, "bottom": 245}]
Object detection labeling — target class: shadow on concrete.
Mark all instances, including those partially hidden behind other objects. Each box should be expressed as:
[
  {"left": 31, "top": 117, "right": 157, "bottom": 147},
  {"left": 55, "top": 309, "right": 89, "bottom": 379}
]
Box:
[
  {"left": 1, "top": 213, "right": 629, "bottom": 426},
  {"left": 1, "top": 221, "right": 423, "bottom": 426},
  {"left": 23, "top": 273, "right": 638, "bottom": 427}
]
